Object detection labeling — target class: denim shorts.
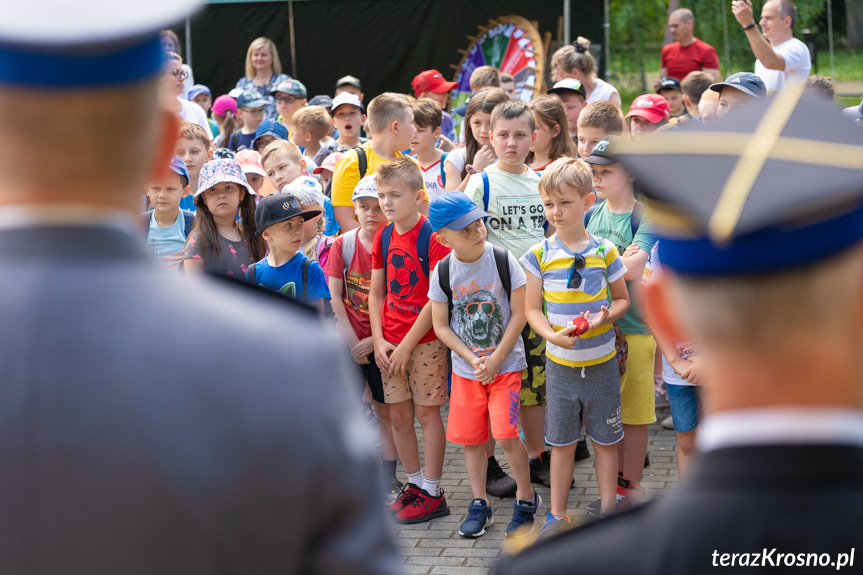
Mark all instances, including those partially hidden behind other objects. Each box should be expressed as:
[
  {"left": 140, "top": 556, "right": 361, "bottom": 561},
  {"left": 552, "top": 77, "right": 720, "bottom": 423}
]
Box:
[{"left": 666, "top": 383, "right": 700, "bottom": 433}]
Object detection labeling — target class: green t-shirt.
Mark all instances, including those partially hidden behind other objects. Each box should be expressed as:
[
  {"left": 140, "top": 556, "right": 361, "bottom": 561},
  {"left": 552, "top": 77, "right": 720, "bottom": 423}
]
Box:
[
  {"left": 586, "top": 201, "right": 654, "bottom": 334},
  {"left": 465, "top": 166, "right": 545, "bottom": 264}
]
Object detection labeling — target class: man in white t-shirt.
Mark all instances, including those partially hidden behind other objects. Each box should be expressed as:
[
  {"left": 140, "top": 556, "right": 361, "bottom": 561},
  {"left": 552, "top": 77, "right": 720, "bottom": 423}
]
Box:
[{"left": 732, "top": 0, "right": 811, "bottom": 91}]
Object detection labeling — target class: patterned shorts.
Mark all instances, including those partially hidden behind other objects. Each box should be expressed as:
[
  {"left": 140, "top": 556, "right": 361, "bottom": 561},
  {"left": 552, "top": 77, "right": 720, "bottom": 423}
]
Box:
[
  {"left": 520, "top": 326, "right": 547, "bottom": 407},
  {"left": 381, "top": 339, "right": 449, "bottom": 406}
]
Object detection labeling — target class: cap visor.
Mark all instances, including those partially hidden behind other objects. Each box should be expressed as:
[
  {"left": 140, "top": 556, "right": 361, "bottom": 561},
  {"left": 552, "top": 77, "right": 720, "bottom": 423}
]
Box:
[
  {"left": 301, "top": 209, "right": 322, "bottom": 221},
  {"left": 625, "top": 109, "right": 665, "bottom": 123},
  {"left": 709, "top": 82, "right": 760, "bottom": 99},
  {"left": 431, "top": 81, "right": 459, "bottom": 92},
  {"left": 547, "top": 87, "right": 584, "bottom": 97},
  {"left": 582, "top": 154, "right": 617, "bottom": 165},
  {"left": 443, "top": 207, "right": 489, "bottom": 231}
]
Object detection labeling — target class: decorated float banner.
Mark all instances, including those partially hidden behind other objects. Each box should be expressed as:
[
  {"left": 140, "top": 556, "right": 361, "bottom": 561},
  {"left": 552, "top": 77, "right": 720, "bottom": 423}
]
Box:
[{"left": 451, "top": 15, "right": 546, "bottom": 113}]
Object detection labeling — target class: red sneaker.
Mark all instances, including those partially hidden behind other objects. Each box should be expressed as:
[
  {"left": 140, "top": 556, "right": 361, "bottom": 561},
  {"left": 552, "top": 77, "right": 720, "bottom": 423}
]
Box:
[
  {"left": 394, "top": 488, "right": 451, "bottom": 524},
  {"left": 388, "top": 483, "right": 422, "bottom": 515}
]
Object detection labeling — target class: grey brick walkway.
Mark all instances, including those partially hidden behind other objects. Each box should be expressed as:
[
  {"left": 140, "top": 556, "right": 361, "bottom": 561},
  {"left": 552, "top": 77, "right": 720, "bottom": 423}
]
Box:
[{"left": 389, "top": 403, "right": 678, "bottom": 574}]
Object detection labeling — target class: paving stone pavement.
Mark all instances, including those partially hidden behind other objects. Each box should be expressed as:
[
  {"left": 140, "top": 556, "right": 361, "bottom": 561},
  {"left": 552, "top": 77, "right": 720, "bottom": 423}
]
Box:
[{"left": 387, "top": 403, "right": 678, "bottom": 574}]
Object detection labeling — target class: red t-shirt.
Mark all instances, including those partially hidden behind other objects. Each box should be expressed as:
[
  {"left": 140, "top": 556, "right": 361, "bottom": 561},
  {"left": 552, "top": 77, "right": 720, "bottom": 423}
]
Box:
[
  {"left": 371, "top": 216, "right": 451, "bottom": 344},
  {"left": 660, "top": 38, "right": 720, "bottom": 81},
  {"left": 326, "top": 232, "right": 374, "bottom": 340}
]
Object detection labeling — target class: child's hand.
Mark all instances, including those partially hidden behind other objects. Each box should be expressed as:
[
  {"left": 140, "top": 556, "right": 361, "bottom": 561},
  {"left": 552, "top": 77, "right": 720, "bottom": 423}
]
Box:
[
  {"left": 623, "top": 243, "right": 641, "bottom": 258},
  {"left": 474, "top": 353, "right": 504, "bottom": 385},
  {"left": 374, "top": 339, "right": 397, "bottom": 372},
  {"left": 582, "top": 306, "right": 610, "bottom": 331},
  {"left": 438, "top": 135, "right": 455, "bottom": 153},
  {"left": 670, "top": 356, "right": 693, "bottom": 377},
  {"left": 351, "top": 337, "right": 374, "bottom": 365},
  {"left": 548, "top": 324, "right": 580, "bottom": 350},
  {"left": 472, "top": 145, "right": 496, "bottom": 173},
  {"left": 681, "top": 355, "right": 706, "bottom": 386},
  {"left": 387, "top": 343, "right": 411, "bottom": 377}
]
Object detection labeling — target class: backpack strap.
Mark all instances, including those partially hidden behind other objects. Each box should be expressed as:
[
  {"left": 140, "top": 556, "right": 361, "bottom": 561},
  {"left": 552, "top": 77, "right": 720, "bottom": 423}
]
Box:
[
  {"left": 492, "top": 246, "right": 511, "bottom": 303},
  {"left": 438, "top": 253, "right": 453, "bottom": 322},
  {"left": 481, "top": 171, "right": 490, "bottom": 213},
  {"left": 247, "top": 262, "right": 257, "bottom": 284},
  {"left": 584, "top": 204, "right": 600, "bottom": 227},
  {"left": 341, "top": 229, "right": 358, "bottom": 286},
  {"left": 353, "top": 145, "right": 368, "bottom": 179},
  {"left": 380, "top": 223, "right": 395, "bottom": 288},
  {"left": 416, "top": 218, "right": 432, "bottom": 279},
  {"left": 182, "top": 210, "right": 196, "bottom": 238},
  {"left": 301, "top": 258, "right": 311, "bottom": 302},
  {"left": 439, "top": 152, "right": 448, "bottom": 187}
]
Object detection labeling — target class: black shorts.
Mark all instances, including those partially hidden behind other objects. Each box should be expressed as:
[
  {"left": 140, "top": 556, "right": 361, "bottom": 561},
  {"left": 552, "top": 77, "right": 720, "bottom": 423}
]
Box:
[{"left": 361, "top": 353, "right": 385, "bottom": 404}]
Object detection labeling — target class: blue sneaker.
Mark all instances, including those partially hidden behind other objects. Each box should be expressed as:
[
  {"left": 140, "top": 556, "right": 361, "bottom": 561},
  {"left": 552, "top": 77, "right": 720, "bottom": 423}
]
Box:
[
  {"left": 505, "top": 491, "right": 542, "bottom": 538},
  {"left": 538, "top": 512, "right": 570, "bottom": 538},
  {"left": 458, "top": 498, "right": 494, "bottom": 538}
]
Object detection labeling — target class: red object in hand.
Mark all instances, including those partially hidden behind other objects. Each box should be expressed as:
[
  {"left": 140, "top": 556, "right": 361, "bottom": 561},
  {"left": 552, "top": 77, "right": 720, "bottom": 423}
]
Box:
[{"left": 570, "top": 316, "right": 590, "bottom": 335}]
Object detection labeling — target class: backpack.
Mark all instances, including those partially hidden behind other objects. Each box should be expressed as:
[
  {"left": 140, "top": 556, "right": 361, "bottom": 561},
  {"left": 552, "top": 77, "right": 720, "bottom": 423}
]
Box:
[
  {"left": 340, "top": 228, "right": 360, "bottom": 286},
  {"left": 437, "top": 245, "right": 511, "bottom": 322},
  {"left": 379, "top": 219, "right": 433, "bottom": 290},
  {"left": 246, "top": 258, "right": 311, "bottom": 302},
  {"left": 141, "top": 209, "right": 196, "bottom": 239},
  {"left": 584, "top": 201, "right": 644, "bottom": 238},
  {"left": 354, "top": 145, "right": 368, "bottom": 179}
]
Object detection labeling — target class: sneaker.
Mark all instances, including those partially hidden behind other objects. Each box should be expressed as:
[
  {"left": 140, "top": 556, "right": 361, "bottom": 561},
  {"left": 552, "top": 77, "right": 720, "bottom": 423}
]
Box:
[
  {"left": 574, "top": 440, "right": 591, "bottom": 462},
  {"left": 662, "top": 415, "right": 675, "bottom": 430},
  {"left": 644, "top": 452, "right": 651, "bottom": 468},
  {"left": 393, "top": 488, "right": 450, "bottom": 524},
  {"left": 388, "top": 483, "right": 421, "bottom": 515},
  {"left": 529, "top": 450, "right": 552, "bottom": 487},
  {"left": 486, "top": 456, "right": 517, "bottom": 498},
  {"left": 538, "top": 512, "right": 570, "bottom": 538},
  {"left": 383, "top": 476, "right": 403, "bottom": 506},
  {"left": 588, "top": 476, "right": 645, "bottom": 512},
  {"left": 458, "top": 498, "right": 493, "bottom": 537},
  {"left": 505, "top": 491, "right": 542, "bottom": 537}
]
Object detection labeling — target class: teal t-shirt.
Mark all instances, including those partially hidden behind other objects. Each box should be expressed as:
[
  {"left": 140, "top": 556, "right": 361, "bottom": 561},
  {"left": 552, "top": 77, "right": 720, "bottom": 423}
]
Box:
[{"left": 586, "top": 201, "right": 654, "bottom": 334}]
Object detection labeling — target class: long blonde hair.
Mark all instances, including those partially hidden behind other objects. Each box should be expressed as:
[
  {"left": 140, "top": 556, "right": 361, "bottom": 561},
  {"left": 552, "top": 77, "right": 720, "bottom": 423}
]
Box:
[
  {"left": 245, "top": 37, "right": 282, "bottom": 79},
  {"left": 551, "top": 37, "right": 596, "bottom": 79}
]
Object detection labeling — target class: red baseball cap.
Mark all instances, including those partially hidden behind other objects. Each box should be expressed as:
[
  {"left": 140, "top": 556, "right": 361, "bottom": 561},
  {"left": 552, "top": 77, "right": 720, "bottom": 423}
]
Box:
[
  {"left": 411, "top": 70, "right": 458, "bottom": 97},
  {"left": 624, "top": 94, "right": 671, "bottom": 124}
]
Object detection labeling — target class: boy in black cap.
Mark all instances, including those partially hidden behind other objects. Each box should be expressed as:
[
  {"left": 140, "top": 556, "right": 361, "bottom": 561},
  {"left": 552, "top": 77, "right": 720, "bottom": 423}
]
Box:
[
  {"left": 497, "top": 85, "right": 863, "bottom": 575},
  {"left": 547, "top": 79, "right": 588, "bottom": 141},
  {"left": 656, "top": 77, "right": 685, "bottom": 119},
  {"left": 248, "top": 193, "right": 330, "bottom": 309}
]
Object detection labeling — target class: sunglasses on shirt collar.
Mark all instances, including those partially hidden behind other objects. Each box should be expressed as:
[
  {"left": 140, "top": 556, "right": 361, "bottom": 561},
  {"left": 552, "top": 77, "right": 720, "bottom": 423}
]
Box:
[{"left": 568, "top": 254, "right": 586, "bottom": 289}]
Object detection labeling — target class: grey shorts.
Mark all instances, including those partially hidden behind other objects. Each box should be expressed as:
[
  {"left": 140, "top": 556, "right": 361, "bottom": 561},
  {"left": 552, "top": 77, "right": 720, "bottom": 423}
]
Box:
[{"left": 545, "top": 357, "right": 624, "bottom": 446}]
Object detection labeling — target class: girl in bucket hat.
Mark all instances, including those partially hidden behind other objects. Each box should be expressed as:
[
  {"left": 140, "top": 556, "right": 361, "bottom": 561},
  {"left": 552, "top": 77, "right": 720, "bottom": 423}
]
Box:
[{"left": 181, "top": 159, "right": 265, "bottom": 278}]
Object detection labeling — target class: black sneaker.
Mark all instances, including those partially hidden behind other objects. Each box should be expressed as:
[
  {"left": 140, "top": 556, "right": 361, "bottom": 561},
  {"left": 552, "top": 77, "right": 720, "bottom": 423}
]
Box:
[
  {"left": 486, "top": 455, "right": 517, "bottom": 498},
  {"left": 574, "top": 440, "right": 590, "bottom": 462},
  {"left": 644, "top": 452, "right": 651, "bottom": 468},
  {"left": 529, "top": 450, "right": 552, "bottom": 487},
  {"left": 383, "top": 475, "right": 403, "bottom": 506}
]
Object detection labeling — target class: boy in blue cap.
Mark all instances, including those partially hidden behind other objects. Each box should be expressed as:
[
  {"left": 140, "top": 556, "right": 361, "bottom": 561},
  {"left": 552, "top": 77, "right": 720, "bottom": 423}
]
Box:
[
  {"left": 229, "top": 89, "right": 268, "bottom": 151},
  {"left": 497, "top": 86, "right": 863, "bottom": 575},
  {"left": 428, "top": 191, "right": 540, "bottom": 539},
  {"left": 142, "top": 156, "right": 194, "bottom": 270}
]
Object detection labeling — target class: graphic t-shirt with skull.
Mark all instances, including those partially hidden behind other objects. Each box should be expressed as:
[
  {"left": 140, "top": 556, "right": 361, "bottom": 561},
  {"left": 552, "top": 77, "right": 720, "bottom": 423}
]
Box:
[{"left": 428, "top": 243, "right": 527, "bottom": 379}]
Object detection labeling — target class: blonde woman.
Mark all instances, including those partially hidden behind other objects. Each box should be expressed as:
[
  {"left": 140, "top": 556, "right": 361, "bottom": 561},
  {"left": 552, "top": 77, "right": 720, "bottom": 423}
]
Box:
[
  {"left": 551, "top": 37, "right": 622, "bottom": 107},
  {"left": 234, "top": 37, "right": 291, "bottom": 121}
]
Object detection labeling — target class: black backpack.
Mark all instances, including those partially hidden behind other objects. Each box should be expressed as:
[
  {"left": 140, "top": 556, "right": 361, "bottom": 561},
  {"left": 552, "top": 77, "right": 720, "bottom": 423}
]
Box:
[{"left": 246, "top": 258, "right": 311, "bottom": 302}]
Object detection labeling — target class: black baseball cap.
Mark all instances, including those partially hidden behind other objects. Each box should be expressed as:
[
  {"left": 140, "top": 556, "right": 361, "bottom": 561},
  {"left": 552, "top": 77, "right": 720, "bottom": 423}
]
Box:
[
  {"left": 657, "top": 77, "right": 682, "bottom": 93},
  {"left": 255, "top": 193, "right": 321, "bottom": 235},
  {"left": 583, "top": 135, "right": 623, "bottom": 166}
]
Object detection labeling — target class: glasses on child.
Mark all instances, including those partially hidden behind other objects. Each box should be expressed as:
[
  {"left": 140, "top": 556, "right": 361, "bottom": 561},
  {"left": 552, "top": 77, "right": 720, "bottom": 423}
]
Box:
[
  {"left": 243, "top": 108, "right": 265, "bottom": 115},
  {"left": 166, "top": 68, "right": 188, "bottom": 79},
  {"left": 465, "top": 302, "right": 495, "bottom": 316},
  {"left": 276, "top": 96, "right": 298, "bottom": 104},
  {"left": 255, "top": 137, "right": 275, "bottom": 151},
  {"left": 568, "top": 254, "right": 586, "bottom": 289}
]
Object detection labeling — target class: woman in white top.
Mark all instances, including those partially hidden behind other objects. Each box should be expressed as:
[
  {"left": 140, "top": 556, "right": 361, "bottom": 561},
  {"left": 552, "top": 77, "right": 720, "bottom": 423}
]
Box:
[
  {"left": 162, "top": 53, "right": 213, "bottom": 140},
  {"left": 551, "top": 37, "right": 622, "bottom": 108}
]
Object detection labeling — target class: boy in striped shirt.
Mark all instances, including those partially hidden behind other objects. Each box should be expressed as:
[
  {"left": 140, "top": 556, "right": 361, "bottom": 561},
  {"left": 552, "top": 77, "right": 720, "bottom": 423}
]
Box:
[{"left": 521, "top": 158, "right": 630, "bottom": 534}]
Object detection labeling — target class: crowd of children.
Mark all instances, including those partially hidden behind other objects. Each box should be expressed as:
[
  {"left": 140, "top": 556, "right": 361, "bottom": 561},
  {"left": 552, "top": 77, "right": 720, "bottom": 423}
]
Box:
[{"left": 143, "top": 31, "right": 858, "bottom": 542}]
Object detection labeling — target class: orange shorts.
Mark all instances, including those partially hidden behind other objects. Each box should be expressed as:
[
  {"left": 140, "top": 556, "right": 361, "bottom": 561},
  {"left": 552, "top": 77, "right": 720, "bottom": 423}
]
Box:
[{"left": 446, "top": 371, "right": 522, "bottom": 445}]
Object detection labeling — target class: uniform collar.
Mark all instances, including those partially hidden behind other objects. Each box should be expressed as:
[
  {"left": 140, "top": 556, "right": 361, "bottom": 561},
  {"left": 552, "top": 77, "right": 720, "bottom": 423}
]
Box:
[
  {"left": 699, "top": 407, "right": 863, "bottom": 452},
  {"left": 0, "top": 204, "right": 137, "bottom": 235}
]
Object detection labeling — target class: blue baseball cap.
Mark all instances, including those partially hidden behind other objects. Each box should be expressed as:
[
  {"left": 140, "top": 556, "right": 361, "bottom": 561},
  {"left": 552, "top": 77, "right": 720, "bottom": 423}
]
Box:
[
  {"left": 252, "top": 119, "right": 290, "bottom": 150},
  {"left": 710, "top": 72, "right": 767, "bottom": 100},
  {"left": 168, "top": 156, "right": 189, "bottom": 186},
  {"left": 429, "top": 191, "right": 489, "bottom": 232},
  {"left": 236, "top": 89, "right": 268, "bottom": 109},
  {"left": 187, "top": 84, "right": 211, "bottom": 100}
]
